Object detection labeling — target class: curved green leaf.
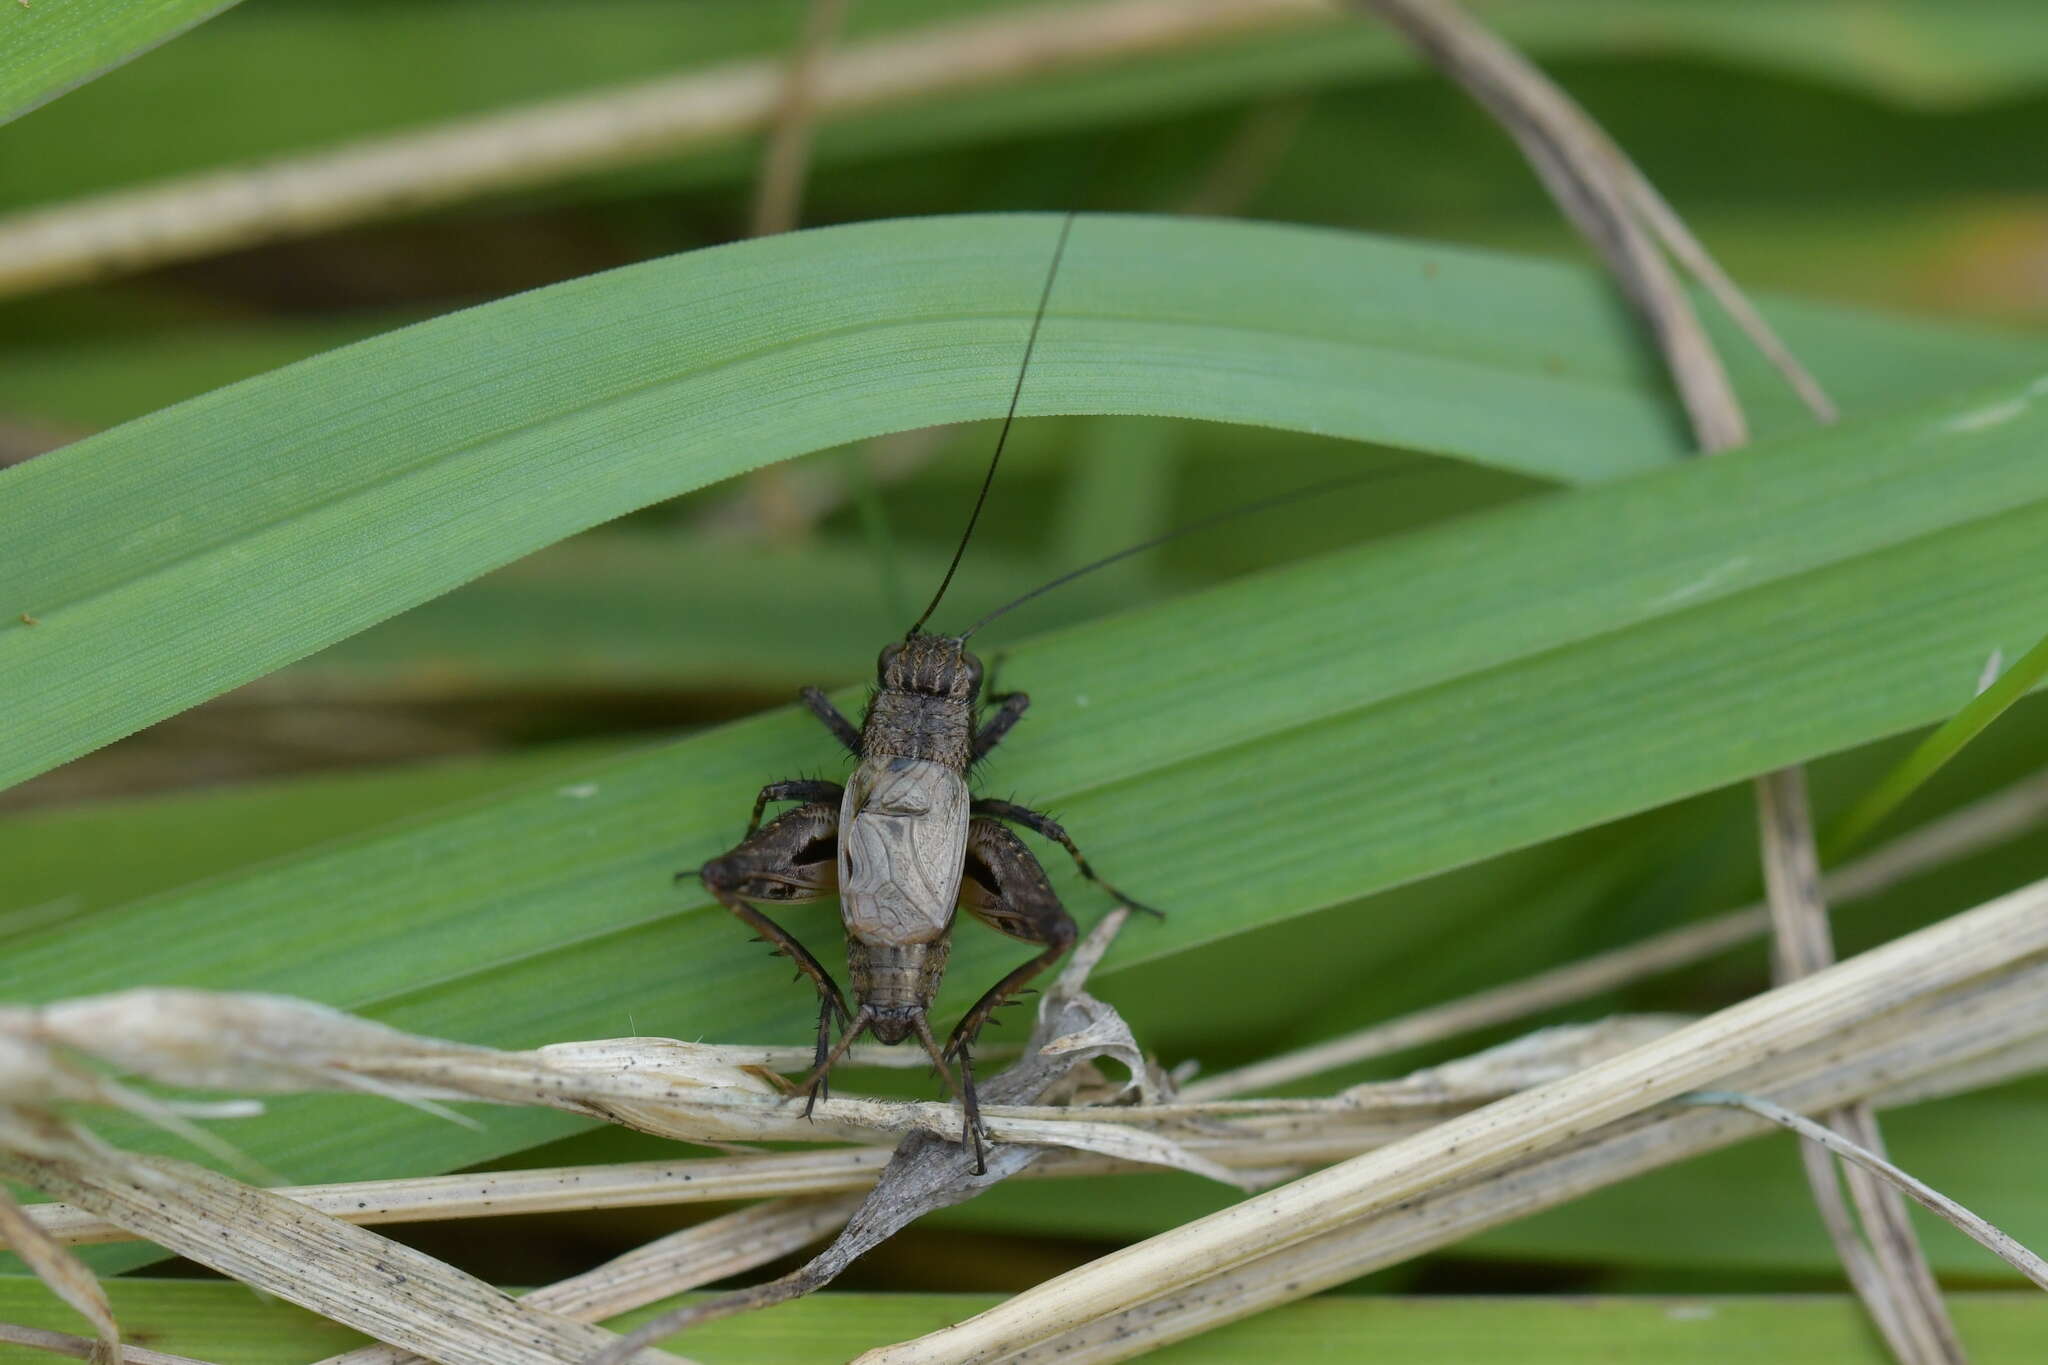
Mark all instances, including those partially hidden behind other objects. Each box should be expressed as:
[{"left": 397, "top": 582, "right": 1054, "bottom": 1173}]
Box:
[
  {"left": 7, "top": 214, "right": 2046, "bottom": 793},
  {"left": 0, "top": 0, "right": 241, "bottom": 125},
  {"left": 0, "top": 213, "right": 1686, "bottom": 791}
]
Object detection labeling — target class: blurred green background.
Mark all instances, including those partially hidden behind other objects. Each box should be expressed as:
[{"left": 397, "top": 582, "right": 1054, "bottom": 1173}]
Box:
[{"left": 2, "top": 1, "right": 2046, "bottom": 1358}]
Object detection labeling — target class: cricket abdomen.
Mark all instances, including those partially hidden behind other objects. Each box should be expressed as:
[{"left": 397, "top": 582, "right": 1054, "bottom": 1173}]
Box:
[{"left": 845, "top": 935, "right": 952, "bottom": 1043}]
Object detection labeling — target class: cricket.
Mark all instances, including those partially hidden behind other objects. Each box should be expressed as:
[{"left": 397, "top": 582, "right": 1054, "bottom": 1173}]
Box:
[
  {"left": 689, "top": 215, "right": 1164, "bottom": 1173},
  {"left": 689, "top": 216, "right": 1413, "bottom": 1172}
]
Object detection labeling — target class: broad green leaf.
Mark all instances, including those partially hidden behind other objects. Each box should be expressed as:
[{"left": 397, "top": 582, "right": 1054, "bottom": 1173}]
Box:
[
  {"left": 8, "top": 214, "right": 2048, "bottom": 791},
  {"left": 269, "top": 531, "right": 1145, "bottom": 703},
  {"left": 0, "top": 740, "right": 625, "bottom": 932},
  {"left": 0, "top": 0, "right": 241, "bottom": 125},
  {"left": 7, "top": 370, "right": 2048, "bottom": 1195},
  {"left": 0, "top": 1281, "right": 2040, "bottom": 1363}
]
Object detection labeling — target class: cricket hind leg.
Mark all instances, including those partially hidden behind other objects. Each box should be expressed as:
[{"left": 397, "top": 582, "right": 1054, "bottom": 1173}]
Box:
[
  {"left": 911, "top": 1012, "right": 987, "bottom": 1174},
  {"left": 745, "top": 778, "right": 845, "bottom": 838},
  {"left": 943, "top": 818, "right": 1080, "bottom": 1171},
  {"left": 693, "top": 801, "right": 848, "bottom": 1109},
  {"left": 970, "top": 797, "right": 1164, "bottom": 918}
]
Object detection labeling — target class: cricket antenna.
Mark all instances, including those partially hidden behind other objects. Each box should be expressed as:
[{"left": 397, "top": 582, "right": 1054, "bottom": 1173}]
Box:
[
  {"left": 908, "top": 211, "right": 1077, "bottom": 638},
  {"left": 959, "top": 463, "right": 1435, "bottom": 642}
]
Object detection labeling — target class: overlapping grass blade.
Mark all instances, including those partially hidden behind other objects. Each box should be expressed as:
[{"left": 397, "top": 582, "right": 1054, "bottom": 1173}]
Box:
[{"left": 7, "top": 370, "right": 2048, "bottom": 1194}]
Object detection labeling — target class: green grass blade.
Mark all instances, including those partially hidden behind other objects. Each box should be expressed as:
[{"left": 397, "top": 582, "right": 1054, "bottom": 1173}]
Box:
[
  {"left": 252, "top": 532, "right": 1139, "bottom": 702},
  {"left": 0, "top": 741, "right": 627, "bottom": 933},
  {"left": 0, "top": 214, "right": 1728, "bottom": 790},
  {"left": 7, "top": 373, "right": 2048, "bottom": 1191},
  {"left": 0, "top": 0, "right": 242, "bottom": 125},
  {"left": 8, "top": 214, "right": 2047, "bottom": 793},
  {"left": 1824, "top": 631, "right": 2048, "bottom": 859},
  {"left": 0, "top": 1280, "right": 2041, "bottom": 1363}
]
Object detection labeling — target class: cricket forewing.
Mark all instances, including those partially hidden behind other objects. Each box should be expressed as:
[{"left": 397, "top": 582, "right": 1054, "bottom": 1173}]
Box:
[{"left": 839, "top": 757, "right": 970, "bottom": 945}]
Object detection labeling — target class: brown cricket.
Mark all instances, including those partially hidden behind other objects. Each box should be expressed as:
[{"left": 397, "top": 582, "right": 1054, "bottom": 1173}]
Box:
[{"left": 691, "top": 215, "right": 1161, "bottom": 1172}]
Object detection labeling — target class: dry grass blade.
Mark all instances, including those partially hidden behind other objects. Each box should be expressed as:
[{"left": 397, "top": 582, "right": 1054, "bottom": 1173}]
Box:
[
  {"left": 1350, "top": 0, "right": 1744, "bottom": 443},
  {"left": 1, "top": 980, "right": 1239, "bottom": 1242},
  {"left": 320, "top": 1195, "right": 863, "bottom": 1365},
  {"left": 1350, "top": 0, "right": 1830, "bottom": 429},
  {"left": 0, "top": 1187, "right": 120, "bottom": 1364},
  {"left": 20, "top": 1151, "right": 895, "bottom": 1246},
  {"left": 1344, "top": 2, "right": 1951, "bottom": 1357},
  {"left": 1009, "top": 945, "right": 2048, "bottom": 1362},
  {"left": 852, "top": 872, "right": 2048, "bottom": 1362},
  {"left": 16, "top": 772, "right": 2044, "bottom": 1256},
  {"left": 8, "top": 1023, "right": 1695, "bottom": 1252},
  {"left": 1758, "top": 770, "right": 1960, "bottom": 1363},
  {"left": 0, "top": 1151, "right": 688, "bottom": 1365},
  {"left": 1683, "top": 1091, "right": 2048, "bottom": 1292},
  {"left": 1186, "top": 768, "right": 2048, "bottom": 1099},
  {"left": 0, "top": 0, "right": 1332, "bottom": 297},
  {"left": 594, "top": 910, "right": 1165, "bottom": 1362},
  {"left": 0, "top": 1321, "right": 212, "bottom": 1365}
]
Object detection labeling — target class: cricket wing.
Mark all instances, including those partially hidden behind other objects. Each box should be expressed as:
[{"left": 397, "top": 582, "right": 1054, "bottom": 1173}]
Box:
[{"left": 838, "top": 757, "right": 969, "bottom": 944}]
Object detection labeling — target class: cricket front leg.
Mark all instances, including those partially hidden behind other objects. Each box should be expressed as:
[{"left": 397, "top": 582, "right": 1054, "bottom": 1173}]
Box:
[
  {"left": 970, "top": 797, "right": 1164, "bottom": 918},
  {"left": 692, "top": 801, "right": 848, "bottom": 1109},
  {"left": 800, "top": 686, "right": 863, "bottom": 755},
  {"left": 973, "top": 690, "right": 1030, "bottom": 761}
]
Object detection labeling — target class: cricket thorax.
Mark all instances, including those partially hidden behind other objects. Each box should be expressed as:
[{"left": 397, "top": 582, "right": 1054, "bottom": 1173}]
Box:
[{"left": 861, "top": 634, "right": 981, "bottom": 765}]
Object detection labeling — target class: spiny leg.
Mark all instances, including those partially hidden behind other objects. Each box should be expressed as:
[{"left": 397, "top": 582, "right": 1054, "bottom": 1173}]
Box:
[
  {"left": 798, "top": 1004, "right": 875, "bottom": 1115},
  {"left": 970, "top": 797, "right": 1164, "bottom": 918},
  {"left": 706, "top": 886, "right": 845, "bottom": 1110},
  {"left": 972, "top": 689, "right": 1030, "bottom": 761},
  {"left": 694, "top": 801, "right": 848, "bottom": 1107},
  {"left": 745, "top": 778, "right": 845, "bottom": 838},
  {"left": 910, "top": 1012, "right": 987, "bottom": 1173},
  {"left": 942, "top": 819, "right": 1079, "bottom": 1174},
  {"left": 800, "top": 686, "right": 863, "bottom": 755}
]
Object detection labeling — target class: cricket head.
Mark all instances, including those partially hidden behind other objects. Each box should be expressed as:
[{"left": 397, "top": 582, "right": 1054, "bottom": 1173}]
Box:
[{"left": 877, "top": 632, "right": 983, "bottom": 701}]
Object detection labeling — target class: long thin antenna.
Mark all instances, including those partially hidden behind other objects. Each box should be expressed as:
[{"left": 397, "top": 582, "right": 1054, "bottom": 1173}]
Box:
[
  {"left": 908, "top": 212, "right": 1076, "bottom": 637},
  {"left": 960, "top": 463, "right": 1438, "bottom": 641}
]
